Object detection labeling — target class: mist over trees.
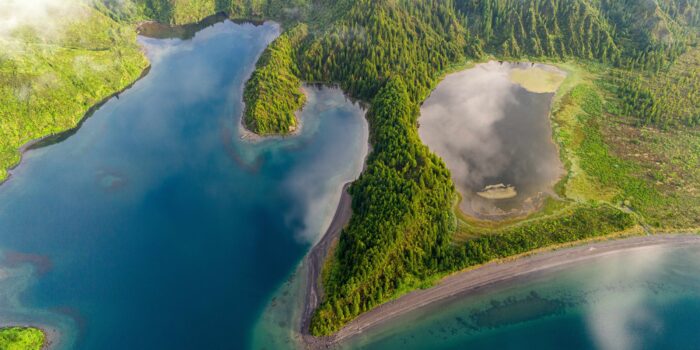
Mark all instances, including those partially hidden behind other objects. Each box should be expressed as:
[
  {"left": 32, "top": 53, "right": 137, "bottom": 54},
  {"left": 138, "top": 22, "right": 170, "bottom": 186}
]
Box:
[{"left": 1, "top": 0, "right": 697, "bottom": 336}]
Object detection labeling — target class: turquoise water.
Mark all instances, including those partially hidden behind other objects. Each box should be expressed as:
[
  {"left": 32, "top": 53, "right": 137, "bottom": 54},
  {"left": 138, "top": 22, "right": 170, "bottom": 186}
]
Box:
[
  {"left": 1, "top": 18, "right": 699, "bottom": 350},
  {"left": 0, "top": 20, "right": 368, "bottom": 349},
  {"left": 343, "top": 244, "right": 700, "bottom": 350}
]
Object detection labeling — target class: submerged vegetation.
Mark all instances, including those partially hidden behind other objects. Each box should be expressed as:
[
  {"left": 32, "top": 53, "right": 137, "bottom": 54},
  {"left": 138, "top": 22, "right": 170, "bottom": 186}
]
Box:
[
  {"left": 1, "top": 0, "right": 698, "bottom": 339},
  {"left": 0, "top": 327, "right": 44, "bottom": 350}
]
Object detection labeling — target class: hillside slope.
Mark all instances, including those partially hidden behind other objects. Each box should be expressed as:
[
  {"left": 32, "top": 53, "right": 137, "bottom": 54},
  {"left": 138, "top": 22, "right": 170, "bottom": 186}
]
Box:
[{"left": 0, "top": 1, "right": 148, "bottom": 181}]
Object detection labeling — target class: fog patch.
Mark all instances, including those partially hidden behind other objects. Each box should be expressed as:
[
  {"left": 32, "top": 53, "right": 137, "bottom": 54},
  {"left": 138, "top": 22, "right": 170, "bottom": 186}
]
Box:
[{"left": 0, "top": 0, "right": 88, "bottom": 44}]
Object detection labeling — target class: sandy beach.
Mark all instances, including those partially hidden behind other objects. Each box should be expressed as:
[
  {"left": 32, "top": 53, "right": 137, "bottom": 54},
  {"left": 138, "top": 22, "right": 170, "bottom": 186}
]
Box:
[
  {"left": 300, "top": 232, "right": 700, "bottom": 349},
  {"left": 300, "top": 183, "right": 354, "bottom": 346}
]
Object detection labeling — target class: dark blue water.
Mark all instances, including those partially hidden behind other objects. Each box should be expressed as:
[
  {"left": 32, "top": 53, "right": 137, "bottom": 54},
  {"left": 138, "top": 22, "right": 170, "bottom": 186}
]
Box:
[
  {"left": 343, "top": 244, "right": 700, "bottom": 350},
  {"left": 2, "top": 18, "right": 698, "bottom": 350},
  {"left": 0, "top": 20, "right": 367, "bottom": 349}
]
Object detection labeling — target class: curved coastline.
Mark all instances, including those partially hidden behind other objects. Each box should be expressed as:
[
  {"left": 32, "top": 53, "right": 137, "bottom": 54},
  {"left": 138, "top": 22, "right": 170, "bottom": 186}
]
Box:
[
  {"left": 0, "top": 65, "right": 152, "bottom": 188},
  {"left": 1, "top": 15, "right": 277, "bottom": 188},
  {"left": 300, "top": 233, "right": 700, "bottom": 348},
  {"left": 299, "top": 183, "right": 353, "bottom": 339}
]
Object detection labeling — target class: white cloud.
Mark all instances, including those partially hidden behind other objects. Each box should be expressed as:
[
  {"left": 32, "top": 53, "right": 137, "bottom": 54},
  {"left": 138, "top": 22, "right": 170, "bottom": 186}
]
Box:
[
  {"left": 585, "top": 246, "right": 667, "bottom": 350},
  {"left": 0, "top": 0, "right": 87, "bottom": 42}
]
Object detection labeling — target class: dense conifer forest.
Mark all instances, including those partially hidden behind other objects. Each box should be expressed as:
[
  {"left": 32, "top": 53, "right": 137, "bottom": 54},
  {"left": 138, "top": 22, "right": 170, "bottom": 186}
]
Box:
[
  {"left": 1, "top": 0, "right": 698, "bottom": 338},
  {"left": 243, "top": 24, "right": 308, "bottom": 135},
  {"left": 311, "top": 77, "right": 457, "bottom": 334}
]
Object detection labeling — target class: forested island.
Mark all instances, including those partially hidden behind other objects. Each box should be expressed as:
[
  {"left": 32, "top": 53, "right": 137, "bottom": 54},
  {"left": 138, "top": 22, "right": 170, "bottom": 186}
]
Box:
[{"left": 1, "top": 0, "right": 699, "bottom": 344}]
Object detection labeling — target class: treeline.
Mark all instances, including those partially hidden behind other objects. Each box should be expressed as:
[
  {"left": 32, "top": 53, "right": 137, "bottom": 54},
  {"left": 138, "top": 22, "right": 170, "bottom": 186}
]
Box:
[
  {"left": 659, "top": 0, "right": 700, "bottom": 26},
  {"left": 0, "top": 4, "right": 148, "bottom": 181},
  {"left": 308, "top": 78, "right": 636, "bottom": 334},
  {"left": 454, "top": 204, "right": 634, "bottom": 266},
  {"left": 78, "top": 0, "right": 697, "bottom": 336},
  {"left": 457, "top": 0, "right": 697, "bottom": 70},
  {"left": 298, "top": 0, "right": 471, "bottom": 102},
  {"left": 129, "top": 0, "right": 310, "bottom": 24},
  {"left": 598, "top": 0, "right": 693, "bottom": 70},
  {"left": 247, "top": 0, "right": 691, "bottom": 335},
  {"left": 457, "top": 0, "right": 621, "bottom": 63},
  {"left": 243, "top": 24, "right": 308, "bottom": 135},
  {"left": 610, "top": 49, "right": 700, "bottom": 128},
  {"left": 310, "top": 77, "right": 456, "bottom": 335}
]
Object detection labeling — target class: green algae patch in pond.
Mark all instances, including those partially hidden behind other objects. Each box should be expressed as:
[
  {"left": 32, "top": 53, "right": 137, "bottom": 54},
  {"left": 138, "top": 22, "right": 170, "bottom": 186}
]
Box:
[
  {"left": 419, "top": 61, "right": 566, "bottom": 219},
  {"left": 509, "top": 65, "right": 567, "bottom": 93}
]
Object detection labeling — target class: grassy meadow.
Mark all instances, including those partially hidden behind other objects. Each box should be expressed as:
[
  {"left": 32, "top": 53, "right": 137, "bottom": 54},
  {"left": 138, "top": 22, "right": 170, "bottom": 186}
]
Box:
[{"left": 0, "top": 2, "right": 148, "bottom": 182}]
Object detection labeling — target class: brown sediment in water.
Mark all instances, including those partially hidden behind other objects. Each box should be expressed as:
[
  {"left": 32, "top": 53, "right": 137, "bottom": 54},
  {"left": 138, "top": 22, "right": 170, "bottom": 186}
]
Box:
[{"left": 1, "top": 251, "right": 53, "bottom": 276}]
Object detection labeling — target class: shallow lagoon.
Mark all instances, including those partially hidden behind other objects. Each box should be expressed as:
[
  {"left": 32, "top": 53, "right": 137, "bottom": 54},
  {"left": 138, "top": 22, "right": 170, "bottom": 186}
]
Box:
[
  {"left": 0, "top": 20, "right": 368, "bottom": 349},
  {"left": 419, "top": 61, "right": 566, "bottom": 219}
]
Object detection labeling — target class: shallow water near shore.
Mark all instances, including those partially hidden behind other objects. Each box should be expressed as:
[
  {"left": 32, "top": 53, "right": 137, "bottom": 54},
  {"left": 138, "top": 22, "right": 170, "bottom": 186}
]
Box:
[
  {"left": 343, "top": 244, "right": 700, "bottom": 350},
  {"left": 2, "top": 17, "right": 699, "bottom": 350},
  {"left": 419, "top": 61, "right": 566, "bottom": 219},
  {"left": 0, "top": 20, "right": 368, "bottom": 349}
]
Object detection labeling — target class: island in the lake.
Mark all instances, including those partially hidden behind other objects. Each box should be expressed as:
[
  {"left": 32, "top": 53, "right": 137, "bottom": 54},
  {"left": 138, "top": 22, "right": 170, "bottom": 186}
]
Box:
[{"left": 0, "top": 0, "right": 698, "bottom": 349}]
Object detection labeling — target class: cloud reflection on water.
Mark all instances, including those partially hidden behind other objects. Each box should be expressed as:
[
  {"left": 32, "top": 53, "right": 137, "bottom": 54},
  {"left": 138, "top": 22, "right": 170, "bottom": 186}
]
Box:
[
  {"left": 419, "top": 61, "right": 564, "bottom": 218},
  {"left": 585, "top": 246, "right": 668, "bottom": 350},
  {"left": 282, "top": 87, "right": 368, "bottom": 244}
]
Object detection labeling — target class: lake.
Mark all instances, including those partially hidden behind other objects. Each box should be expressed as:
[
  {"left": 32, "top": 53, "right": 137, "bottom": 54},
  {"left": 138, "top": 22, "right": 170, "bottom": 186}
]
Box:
[
  {"left": 1, "top": 18, "right": 698, "bottom": 350},
  {"left": 419, "top": 61, "right": 566, "bottom": 219},
  {"left": 0, "top": 20, "right": 368, "bottom": 349}
]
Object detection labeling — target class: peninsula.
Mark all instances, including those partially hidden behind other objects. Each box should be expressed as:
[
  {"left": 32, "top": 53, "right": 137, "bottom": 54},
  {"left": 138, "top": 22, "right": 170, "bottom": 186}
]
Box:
[{"left": 1, "top": 0, "right": 698, "bottom": 349}]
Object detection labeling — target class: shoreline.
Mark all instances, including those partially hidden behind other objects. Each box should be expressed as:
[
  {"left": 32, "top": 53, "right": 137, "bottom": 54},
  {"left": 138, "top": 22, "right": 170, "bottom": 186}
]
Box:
[
  {"left": 237, "top": 85, "right": 306, "bottom": 143},
  {"left": 0, "top": 64, "right": 152, "bottom": 188},
  {"left": 299, "top": 183, "right": 353, "bottom": 347},
  {"left": 2, "top": 13, "right": 276, "bottom": 188},
  {"left": 300, "top": 233, "right": 700, "bottom": 348}
]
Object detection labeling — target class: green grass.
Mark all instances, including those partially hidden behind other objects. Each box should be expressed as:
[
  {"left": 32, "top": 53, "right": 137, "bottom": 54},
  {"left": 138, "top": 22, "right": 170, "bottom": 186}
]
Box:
[
  {"left": 0, "top": 327, "right": 45, "bottom": 350},
  {"left": 2, "top": 0, "right": 697, "bottom": 338},
  {"left": 456, "top": 203, "right": 636, "bottom": 266},
  {"left": 0, "top": 3, "right": 149, "bottom": 181}
]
